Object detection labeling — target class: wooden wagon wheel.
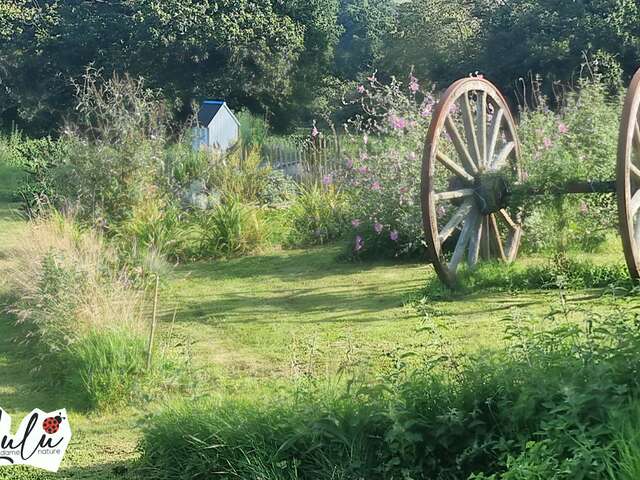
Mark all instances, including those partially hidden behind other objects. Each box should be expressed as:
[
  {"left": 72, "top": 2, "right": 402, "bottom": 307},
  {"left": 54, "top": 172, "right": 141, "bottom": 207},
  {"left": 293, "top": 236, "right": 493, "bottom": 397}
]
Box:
[
  {"left": 617, "top": 68, "right": 640, "bottom": 280},
  {"left": 421, "top": 77, "right": 523, "bottom": 288}
]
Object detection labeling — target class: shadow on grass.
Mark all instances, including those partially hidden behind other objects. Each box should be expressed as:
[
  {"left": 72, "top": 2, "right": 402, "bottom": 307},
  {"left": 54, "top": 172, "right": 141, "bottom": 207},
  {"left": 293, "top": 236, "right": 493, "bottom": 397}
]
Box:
[{"left": 174, "top": 245, "right": 424, "bottom": 283}]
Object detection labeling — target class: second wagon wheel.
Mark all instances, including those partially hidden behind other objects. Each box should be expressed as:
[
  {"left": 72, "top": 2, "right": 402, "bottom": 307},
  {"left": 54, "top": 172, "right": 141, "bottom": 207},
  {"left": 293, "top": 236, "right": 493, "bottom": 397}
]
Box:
[
  {"left": 617, "top": 67, "right": 640, "bottom": 280},
  {"left": 421, "top": 77, "right": 524, "bottom": 288}
]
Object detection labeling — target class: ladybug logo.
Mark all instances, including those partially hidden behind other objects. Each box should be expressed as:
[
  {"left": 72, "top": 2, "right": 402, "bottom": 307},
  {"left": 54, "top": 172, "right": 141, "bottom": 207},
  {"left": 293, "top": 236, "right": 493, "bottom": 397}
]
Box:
[{"left": 42, "top": 413, "right": 65, "bottom": 435}]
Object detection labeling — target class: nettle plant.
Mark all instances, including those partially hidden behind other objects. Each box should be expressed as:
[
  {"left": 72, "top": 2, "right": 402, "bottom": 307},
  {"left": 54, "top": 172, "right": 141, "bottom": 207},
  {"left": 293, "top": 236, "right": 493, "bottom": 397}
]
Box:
[{"left": 339, "top": 72, "right": 437, "bottom": 259}]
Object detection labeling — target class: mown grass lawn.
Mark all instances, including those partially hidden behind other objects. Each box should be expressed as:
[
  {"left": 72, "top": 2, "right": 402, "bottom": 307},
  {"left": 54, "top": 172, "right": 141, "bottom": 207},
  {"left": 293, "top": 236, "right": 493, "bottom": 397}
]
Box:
[{"left": 0, "top": 162, "right": 634, "bottom": 478}]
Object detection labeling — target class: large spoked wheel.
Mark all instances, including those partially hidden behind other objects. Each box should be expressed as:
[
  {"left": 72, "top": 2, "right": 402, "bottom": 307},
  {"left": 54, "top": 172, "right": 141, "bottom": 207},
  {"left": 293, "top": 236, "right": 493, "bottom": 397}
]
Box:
[
  {"left": 617, "top": 68, "right": 640, "bottom": 280},
  {"left": 421, "top": 77, "right": 523, "bottom": 288}
]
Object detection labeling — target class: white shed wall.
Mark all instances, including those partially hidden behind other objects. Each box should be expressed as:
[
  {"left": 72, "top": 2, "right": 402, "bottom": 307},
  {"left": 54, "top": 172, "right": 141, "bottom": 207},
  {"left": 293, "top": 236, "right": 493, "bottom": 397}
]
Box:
[{"left": 208, "top": 106, "right": 239, "bottom": 150}]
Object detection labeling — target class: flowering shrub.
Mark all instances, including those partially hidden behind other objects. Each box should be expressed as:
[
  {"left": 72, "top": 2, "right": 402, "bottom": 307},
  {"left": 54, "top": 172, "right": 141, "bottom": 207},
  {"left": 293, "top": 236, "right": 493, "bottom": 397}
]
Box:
[
  {"left": 339, "top": 72, "right": 437, "bottom": 259},
  {"left": 518, "top": 77, "right": 623, "bottom": 252}
]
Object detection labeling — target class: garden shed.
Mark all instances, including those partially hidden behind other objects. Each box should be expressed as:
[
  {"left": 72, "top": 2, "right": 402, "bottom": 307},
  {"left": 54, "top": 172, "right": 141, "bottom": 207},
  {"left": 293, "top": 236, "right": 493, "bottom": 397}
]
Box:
[{"left": 192, "top": 100, "right": 240, "bottom": 151}]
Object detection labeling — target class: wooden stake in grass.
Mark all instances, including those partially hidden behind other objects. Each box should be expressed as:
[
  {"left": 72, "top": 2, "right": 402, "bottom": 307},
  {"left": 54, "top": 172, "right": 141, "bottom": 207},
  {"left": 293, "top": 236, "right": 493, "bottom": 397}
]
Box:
[{"left": 146, "top": 274, "right": 160, "bottom": 370}]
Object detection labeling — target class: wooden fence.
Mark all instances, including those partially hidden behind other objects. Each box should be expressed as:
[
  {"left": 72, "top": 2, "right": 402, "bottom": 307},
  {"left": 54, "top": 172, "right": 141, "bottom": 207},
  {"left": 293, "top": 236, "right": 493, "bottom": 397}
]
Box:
[{"left": 261, "top": 136, "right": 342, "bottom": 181}]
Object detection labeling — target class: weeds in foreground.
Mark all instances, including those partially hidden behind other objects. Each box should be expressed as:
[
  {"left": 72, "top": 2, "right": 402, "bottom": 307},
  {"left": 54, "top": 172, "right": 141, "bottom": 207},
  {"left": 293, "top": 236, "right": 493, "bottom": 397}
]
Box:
[{"left": 140, "top": 292, "right": 640, "bottom": 479}]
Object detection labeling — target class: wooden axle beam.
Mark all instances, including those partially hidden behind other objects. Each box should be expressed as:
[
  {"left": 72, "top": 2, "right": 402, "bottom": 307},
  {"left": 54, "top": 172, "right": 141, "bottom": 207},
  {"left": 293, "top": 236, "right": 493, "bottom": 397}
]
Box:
[{"left": 512, "top": 180, "right": 617, "bottom": 197}]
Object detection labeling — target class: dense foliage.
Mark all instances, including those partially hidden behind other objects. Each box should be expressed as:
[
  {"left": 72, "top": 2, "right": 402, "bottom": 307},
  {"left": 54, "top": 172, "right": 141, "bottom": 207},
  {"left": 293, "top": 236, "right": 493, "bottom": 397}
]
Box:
[{"left": 3, "top": 0, "right": 640, "bottom": 134}]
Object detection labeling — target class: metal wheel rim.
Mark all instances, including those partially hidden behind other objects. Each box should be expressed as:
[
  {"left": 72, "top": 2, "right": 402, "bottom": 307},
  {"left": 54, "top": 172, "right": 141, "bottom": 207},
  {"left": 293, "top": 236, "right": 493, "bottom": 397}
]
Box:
[{"left": 617, "top": 67, "right": 640, "bottom": 280}]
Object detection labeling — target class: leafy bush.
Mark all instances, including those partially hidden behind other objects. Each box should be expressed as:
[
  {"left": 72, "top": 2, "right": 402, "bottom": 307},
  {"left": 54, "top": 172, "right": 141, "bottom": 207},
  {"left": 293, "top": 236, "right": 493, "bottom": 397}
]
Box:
[
  {"left": 257, "top": 168, "right": 298, "bottom": 206},
  {"left": 141, "top": 300, "right": 640, "bottom": 479},
  {"left": 237, "top": 110, "right": 270, "bottom": 149},
  {"left": 284, "top": 182, "right": 349, "bottom": 247},
  {"left": 338, "top": 72, "right": 433, "bottom": 259},
  {"left": 518, "top": 75, "right": 623, "bottom": 253},
  {"left": 4, "top": 133, "right": 69, "bottom": 213}
]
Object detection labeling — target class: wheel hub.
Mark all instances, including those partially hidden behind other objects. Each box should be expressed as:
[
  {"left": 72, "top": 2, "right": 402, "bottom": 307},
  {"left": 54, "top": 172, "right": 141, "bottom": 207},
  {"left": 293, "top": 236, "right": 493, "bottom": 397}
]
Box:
[{"left": 474, "top": 173, "right": 510, "bottom": 215}]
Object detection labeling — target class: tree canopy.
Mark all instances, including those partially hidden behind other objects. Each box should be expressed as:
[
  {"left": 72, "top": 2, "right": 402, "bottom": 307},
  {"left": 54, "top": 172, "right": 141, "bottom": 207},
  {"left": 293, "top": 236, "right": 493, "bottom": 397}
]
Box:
[{"left": 2, "top": 0, "right": 640, "bottom": 135}]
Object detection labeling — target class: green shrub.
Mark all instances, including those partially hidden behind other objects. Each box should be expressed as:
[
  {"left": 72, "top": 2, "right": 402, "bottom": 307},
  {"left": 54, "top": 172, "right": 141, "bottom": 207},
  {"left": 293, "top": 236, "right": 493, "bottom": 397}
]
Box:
[
  {"left": 197, "top": 197, "right": 267, "bottom": 257},
  {"left": 114, "top": 198, "right": 196, "bottom": 262},
  {"left": 140, "top": 301, "right": 640, "bottom": 479},
  {"left": 518, "top": 76, "right": 623, "bottom": 253},
  {"left": 210, "top": 146, "right": 271, "bottom": 203},
  {"left": 5, "top": 134, "right": 69, "bottom": 212},
  {"left": 237, "top": 110, "right": 270, "bottom": 149},
  {"left": 257, "top": 169, "right": 298, "bottom": 206},
  {"left": 284, "top": 182, "right": 349, "bottom": 247}
]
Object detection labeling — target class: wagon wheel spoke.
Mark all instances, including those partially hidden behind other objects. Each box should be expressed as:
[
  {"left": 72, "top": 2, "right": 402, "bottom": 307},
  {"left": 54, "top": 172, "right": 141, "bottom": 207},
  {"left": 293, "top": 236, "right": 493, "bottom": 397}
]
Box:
[
  {"left": 634, "top": 122, "right": 640, "bottom": 154},
  {"left": 438, "top": 200, "right": 473, "bottom": 243},
  {"left": 491, "top": 141, "right": 515, "bottom": 170},
  {"left": 461, "top": 94, "right": 482, "bottom": 166},
  {"left": 476, "top": 91, "right": 487, "bottom": 168},
  {"left": 631, "top": 162, "right": 640, "bottom": 180},
  {"left": 433, "top": 188, "right": 475, "bottom": 201},
  {"left": 489, "top": 213, "right": 506, "bottom": 259},
  {"left": 631, "top": 190, "right": 640, "bottom": 216},
  {"left": 448, "top": 209, "right": 480, "bottom": 271},
  {"left": 445, "top": 116, "right": 478, "bottom": 175},
  {"left": 487, "top": 108, "right": 504, "bottom": 166},
  {"left": 498, "top": 208, "right": 518, "bottom": 231},
  {"left": 436, "top": 151, "right": 475, "bottom": 183},
  {"left": 467, "top": 214, "right": 484, "bottom": 267}
]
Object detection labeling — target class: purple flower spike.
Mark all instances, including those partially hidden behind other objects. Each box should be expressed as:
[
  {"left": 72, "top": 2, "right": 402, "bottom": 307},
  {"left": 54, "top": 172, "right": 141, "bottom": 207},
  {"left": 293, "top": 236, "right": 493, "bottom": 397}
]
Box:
[
  {"left": 374, "top": 222, "right": 383, "bottom": 234},
  {"left": 390, "top": 230, "right": 399, "bottom": 241}
]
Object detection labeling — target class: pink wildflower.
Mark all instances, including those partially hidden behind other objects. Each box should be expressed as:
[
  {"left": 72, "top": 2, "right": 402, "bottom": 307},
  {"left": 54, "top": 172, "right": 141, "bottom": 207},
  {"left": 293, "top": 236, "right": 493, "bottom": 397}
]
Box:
[
  {"left": 312, "top": 126, "right": 319, "bottom": 137},
  {"left": 357, "top": 85, "right": 365, "bottom": 94},
  {"left": 351, "top": 219, "right": 361, "bottom": 228},
  {"left": 322, "top": 174, "right": 332, "bottom": 186},
  {"left": 543, "top": 137, "right": 552, "bottom": 149},
  {"left": 579, "top": 201, "right": 589, "bottom": 214},
  {"left": 374, "top": 222, "right": 383, "bottom": 234},
  {"left": 389, "top": 114, "right": 407, "bottom": 130},
  {"left": 358, "top": 165, "right": 368, "bottom": 175},
  {"left": 409, "top": 75, "right": 419, "bottom": 93},
  {"left": 371, "top": 181, "right": 381, "bottom": 191},
  {"left": 558, "top": 122, "right": 569, "bottom": 134},
  {"left": 390, "top": 230, "right": 399, "bottom": 241}
]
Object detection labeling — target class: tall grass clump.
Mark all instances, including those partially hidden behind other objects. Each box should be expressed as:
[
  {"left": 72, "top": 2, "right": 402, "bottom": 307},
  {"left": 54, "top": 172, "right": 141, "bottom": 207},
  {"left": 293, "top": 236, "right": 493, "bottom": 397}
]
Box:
[
  {"left": 141, "top": 300, "right": 640, "bottom": 479},
  {"left": 6, "top": 212, "right": 149, "bottom": 409},
  {"left": 284, "top": 182, "right": 349, "bottom": 246}
]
